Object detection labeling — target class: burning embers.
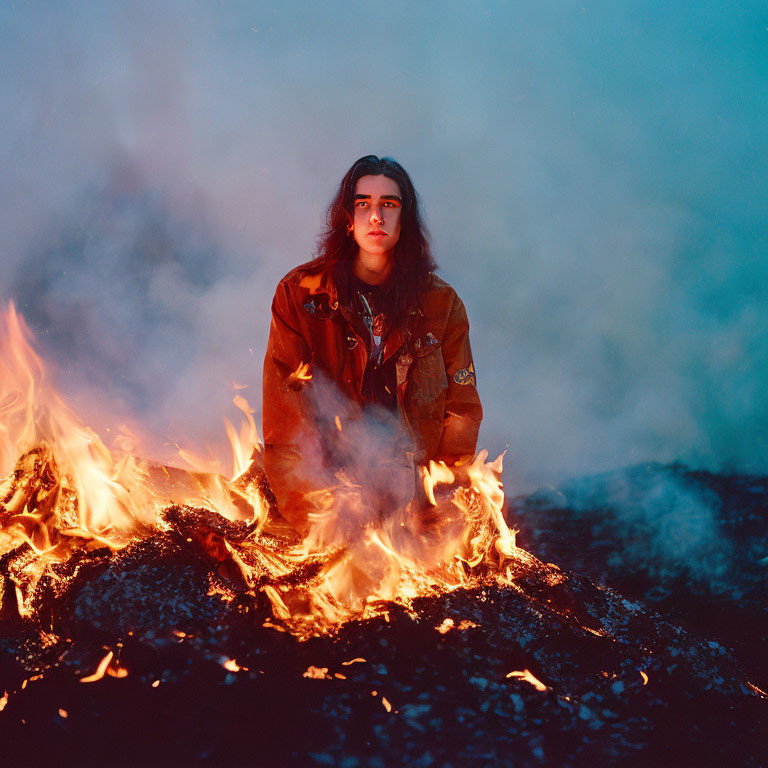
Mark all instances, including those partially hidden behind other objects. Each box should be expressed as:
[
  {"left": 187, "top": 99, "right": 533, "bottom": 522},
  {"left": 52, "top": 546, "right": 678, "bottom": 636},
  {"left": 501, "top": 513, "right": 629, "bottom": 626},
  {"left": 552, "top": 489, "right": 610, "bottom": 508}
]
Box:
[{"left": 0, "top": 302, "right": 527, "bottom": 642}]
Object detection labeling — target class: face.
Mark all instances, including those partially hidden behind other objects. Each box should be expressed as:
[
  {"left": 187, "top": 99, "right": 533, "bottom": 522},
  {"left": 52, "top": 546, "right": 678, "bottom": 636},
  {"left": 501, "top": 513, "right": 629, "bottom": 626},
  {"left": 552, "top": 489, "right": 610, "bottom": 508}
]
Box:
[{"left": 351, "top": 175, "right": 402, "bottom": 262}]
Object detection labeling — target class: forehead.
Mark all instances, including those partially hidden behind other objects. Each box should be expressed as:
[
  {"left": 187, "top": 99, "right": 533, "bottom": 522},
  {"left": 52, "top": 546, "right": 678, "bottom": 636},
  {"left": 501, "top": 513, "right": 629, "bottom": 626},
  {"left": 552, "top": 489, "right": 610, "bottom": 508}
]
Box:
[{"left": 354, "top": 174, "right": 401, "bottom": 198}]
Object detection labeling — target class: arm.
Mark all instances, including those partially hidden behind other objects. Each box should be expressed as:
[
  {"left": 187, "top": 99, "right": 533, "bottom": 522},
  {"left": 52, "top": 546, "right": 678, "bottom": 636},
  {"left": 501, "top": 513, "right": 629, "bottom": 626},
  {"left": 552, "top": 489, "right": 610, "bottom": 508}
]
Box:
[
  {"left": 434, "top": 294, "right": 483, "bottom": 465},
  {"left": 262, "top": 281, "right": 323, "bottom": 536}
]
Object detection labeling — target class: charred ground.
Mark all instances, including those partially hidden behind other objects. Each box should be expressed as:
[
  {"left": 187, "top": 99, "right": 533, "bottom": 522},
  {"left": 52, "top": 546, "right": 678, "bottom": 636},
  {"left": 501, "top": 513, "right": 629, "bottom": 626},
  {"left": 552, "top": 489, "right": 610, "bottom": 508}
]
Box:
[{"left": 1, "top": 462, "right": 766, "bottom": 767}]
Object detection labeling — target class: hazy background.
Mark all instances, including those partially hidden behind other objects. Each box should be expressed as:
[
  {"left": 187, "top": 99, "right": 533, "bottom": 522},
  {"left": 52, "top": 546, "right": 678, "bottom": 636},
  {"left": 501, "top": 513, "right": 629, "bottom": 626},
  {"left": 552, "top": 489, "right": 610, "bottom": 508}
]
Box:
[{"left": 1, "top": 0, "right": 766, "bottom": 492}]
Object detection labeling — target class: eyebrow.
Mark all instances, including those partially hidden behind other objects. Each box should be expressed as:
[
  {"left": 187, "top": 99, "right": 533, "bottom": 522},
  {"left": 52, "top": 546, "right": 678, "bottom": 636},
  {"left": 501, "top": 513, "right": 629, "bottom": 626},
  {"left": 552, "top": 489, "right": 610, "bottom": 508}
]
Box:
[{"left": 354, "top": 194, "right": 402, "bottom": 202}]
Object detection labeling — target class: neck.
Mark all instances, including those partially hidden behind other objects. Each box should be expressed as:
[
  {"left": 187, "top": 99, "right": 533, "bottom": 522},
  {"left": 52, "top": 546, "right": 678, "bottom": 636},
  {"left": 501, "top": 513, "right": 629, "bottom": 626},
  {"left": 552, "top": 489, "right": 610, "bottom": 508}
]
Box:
[{"left": 353, "top": 249, "right": 394, "bottom": 285}]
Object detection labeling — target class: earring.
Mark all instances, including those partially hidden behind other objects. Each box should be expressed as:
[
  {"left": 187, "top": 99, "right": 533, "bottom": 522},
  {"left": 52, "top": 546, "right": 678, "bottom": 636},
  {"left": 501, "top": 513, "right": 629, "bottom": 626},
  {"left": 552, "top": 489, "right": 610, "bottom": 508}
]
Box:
[{"left": 346, "top": 223, "right": 353, "bottom": 236}]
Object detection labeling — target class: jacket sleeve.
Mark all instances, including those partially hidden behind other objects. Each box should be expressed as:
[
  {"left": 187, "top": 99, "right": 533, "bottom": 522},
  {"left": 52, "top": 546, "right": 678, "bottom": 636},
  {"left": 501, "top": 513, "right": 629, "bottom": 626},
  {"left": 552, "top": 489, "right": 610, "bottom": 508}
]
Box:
[
  {"left": 434, "top": 294, "right": 483, "bottom": 464},
  {"left": 262, "top": 281, "right": 323, "bottom": 536}
]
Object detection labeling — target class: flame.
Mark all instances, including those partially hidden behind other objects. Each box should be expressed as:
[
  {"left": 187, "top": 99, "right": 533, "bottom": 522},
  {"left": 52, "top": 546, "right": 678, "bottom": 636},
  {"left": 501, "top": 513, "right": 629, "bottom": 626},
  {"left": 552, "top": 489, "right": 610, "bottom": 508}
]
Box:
[
  {"left": 0, "top": 302, "right": 270, "bottom": 621},
  {"left": 290, "top": 362, "right": 312, "bottom": 383},
  {"left": 0, "top": 302, "right": 546, "bottom": 652},
  {"left": 236, "top": 447, "right": 530, "bottom": 640}
]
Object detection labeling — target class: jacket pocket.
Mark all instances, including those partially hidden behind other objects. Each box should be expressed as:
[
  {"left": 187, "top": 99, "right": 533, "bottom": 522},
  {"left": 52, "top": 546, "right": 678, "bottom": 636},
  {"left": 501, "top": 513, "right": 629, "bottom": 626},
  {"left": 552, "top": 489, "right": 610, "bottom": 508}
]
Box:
[{"left": 408, "top": 345, "right": 448, "bottom": 411}]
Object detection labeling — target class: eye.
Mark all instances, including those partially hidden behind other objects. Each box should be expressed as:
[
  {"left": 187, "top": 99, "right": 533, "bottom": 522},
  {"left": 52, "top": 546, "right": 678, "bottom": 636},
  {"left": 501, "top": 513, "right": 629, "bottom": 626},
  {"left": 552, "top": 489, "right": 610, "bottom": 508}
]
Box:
[{"left": 355, "top": 200, "right": 369, "bottom": 208}]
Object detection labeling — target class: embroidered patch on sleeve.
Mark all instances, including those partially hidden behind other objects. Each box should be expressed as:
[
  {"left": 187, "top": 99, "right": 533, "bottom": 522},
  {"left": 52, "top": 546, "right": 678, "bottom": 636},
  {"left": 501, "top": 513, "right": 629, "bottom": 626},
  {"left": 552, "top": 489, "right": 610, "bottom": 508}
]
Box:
[{"left": 453, "top": 362, "right": 476, "bottom": 386}]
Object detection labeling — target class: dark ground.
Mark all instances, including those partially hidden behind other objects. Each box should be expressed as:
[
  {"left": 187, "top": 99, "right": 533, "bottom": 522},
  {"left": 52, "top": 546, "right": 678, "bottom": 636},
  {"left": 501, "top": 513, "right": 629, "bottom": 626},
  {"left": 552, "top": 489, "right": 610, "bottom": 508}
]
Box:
[{"left": 1, "top": 462, "right": 766, "bottom": 767}]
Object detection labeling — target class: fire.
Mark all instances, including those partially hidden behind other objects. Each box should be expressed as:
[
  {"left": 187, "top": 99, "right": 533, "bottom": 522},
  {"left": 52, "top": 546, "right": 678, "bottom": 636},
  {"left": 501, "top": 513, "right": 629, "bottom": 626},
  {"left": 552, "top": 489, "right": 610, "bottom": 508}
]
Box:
[{"left": 0, "top": 302, "right": 535, "bottom": 647}]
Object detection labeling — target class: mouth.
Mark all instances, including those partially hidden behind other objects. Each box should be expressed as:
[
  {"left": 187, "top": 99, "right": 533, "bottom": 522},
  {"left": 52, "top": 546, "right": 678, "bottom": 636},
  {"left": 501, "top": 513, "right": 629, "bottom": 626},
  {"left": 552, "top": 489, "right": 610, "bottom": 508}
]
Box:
[{"left": 367, "top": 231, "right": 387, "bottom": 238}]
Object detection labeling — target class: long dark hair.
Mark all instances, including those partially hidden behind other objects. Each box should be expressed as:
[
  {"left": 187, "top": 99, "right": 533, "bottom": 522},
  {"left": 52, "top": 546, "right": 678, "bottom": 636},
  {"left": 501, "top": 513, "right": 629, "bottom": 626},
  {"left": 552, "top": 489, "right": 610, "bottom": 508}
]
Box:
[{"left": 315, "top": 155, "right": 436, "bottom": 325}]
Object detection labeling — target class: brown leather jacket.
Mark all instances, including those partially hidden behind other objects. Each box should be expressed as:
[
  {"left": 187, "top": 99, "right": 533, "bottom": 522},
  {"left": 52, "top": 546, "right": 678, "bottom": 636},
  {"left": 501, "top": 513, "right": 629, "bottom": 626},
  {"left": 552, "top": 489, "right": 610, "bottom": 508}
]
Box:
[{"left": 262, "top": 261, "right": 482, "bottom": 533}]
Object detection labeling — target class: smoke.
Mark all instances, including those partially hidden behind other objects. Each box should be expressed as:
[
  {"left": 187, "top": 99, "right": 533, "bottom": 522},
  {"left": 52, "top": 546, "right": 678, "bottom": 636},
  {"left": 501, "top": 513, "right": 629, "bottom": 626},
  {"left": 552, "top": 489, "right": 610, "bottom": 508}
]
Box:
[
  {"left": 298, "top": 376, "right": 416, "bottom": 546},
  {"left": 1, "top": 0, "right": 766, "bottom": 489},
  {"left": 528, "top": 463, "right": 735, "bottom": 593}
]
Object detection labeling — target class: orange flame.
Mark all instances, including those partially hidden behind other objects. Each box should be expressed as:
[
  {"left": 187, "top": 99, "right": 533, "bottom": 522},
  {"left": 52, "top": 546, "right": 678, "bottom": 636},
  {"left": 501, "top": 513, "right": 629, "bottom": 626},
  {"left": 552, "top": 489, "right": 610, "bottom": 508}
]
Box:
[{"left": 0, "top": 302, "right": 533, "bottom": 646}]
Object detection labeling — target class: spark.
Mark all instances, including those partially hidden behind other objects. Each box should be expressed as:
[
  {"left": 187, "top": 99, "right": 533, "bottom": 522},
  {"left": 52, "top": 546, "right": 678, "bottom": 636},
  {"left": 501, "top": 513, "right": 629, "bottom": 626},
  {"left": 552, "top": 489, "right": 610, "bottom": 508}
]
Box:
[{"left": 223, "top": 659, "right": 248, "bottom": 673}]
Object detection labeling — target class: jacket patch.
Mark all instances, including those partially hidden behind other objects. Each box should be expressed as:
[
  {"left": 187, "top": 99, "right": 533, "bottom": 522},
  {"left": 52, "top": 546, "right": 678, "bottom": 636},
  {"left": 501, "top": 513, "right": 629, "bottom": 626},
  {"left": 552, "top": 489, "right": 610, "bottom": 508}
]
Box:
[{"left": 453, "top": 362, "right": 476, "bottom": 386}]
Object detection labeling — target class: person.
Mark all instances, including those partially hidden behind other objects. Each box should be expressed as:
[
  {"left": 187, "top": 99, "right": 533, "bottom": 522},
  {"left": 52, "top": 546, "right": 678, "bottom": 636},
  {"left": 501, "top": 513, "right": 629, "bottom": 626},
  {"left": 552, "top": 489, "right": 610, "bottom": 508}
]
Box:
[{"left": 262, "top": 155, "right": 482, "bottom": 535}]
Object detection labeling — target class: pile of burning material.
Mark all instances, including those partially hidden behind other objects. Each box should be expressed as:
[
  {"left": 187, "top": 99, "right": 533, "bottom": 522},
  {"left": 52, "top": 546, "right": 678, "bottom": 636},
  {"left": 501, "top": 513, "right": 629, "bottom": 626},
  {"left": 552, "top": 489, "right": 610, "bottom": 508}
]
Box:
[{"left": 0, "top": 303, "right": 765, "bottom": 766}]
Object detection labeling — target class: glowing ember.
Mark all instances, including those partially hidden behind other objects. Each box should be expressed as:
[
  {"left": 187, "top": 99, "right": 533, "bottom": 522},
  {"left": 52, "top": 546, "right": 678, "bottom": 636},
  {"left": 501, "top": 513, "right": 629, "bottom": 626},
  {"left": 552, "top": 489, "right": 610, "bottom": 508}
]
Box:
[
  {"left": 744, "top": 681, "right": 767, "bottom": 698},
  {"left": 381, "top": 696, "right": 392, "bottom": 712},
  {"left": 58, "top": 708, "right": 68, "bottom": 718},
  {"left": 80, "top": 651, "right": 114, "bottom": 684},
  {"left": 640, "top": 670, "right": 649, "bottom": 686},
  {"left": 222, "top": 658, "right": 248, "bottom": 673},
  {"left": 107, "top": 665, "right": 129, "bottom": 679},
  {"left": 436, "top": 618, "right": 479, "bottom": 634},
  {"left": 303, "top": 666, "right": 331, "bottom": 680},
  {"left": 506, "top": 669, "right": 549, "bottom": 692}
]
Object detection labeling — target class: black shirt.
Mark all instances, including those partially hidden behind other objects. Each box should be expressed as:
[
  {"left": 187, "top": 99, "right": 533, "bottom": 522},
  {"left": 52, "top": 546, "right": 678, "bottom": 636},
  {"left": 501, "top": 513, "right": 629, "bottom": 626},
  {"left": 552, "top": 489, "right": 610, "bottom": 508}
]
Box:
[{"left": 347, "top": 273, "right": 398, "bottom": 411}]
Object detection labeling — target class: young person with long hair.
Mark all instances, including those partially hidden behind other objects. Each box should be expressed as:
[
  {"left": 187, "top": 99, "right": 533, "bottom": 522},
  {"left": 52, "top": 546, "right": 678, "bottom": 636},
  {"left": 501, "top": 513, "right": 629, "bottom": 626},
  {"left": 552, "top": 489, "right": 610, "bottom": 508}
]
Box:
[{"left": 262, "top": 155, "right": 482, "bottom": 535}]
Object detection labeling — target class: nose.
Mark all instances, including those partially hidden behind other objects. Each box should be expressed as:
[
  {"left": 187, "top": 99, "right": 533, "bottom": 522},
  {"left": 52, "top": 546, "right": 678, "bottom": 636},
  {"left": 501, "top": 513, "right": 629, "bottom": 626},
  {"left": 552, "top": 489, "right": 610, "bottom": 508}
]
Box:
[{"left": 370, "top": 206, "right": 384, "bottom": 226}]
